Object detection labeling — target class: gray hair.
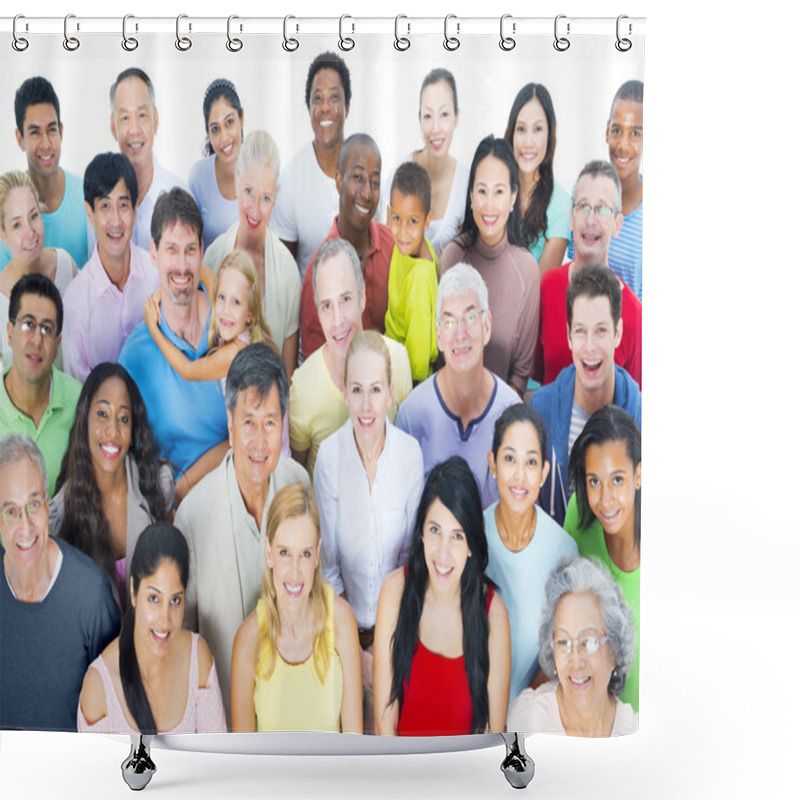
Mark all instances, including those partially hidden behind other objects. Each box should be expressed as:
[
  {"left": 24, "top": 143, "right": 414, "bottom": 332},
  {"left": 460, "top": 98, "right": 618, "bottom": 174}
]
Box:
[
  {"left": 436, "top": 263, "right": 489, "bottom": 325},
  {"left": 312, "top": 237, "right": 364, "bottom": 306},
  {"left": 0, "top": 434, "right": 48, "bottom": 495},
  {"left": 224, "top": 343, "right": 289, "bottom": 419},
  {"left": 538, "top": 555, "right": 635, "bottom": 697},
  {"left": 109, "top": 67, "right": 156, "bottom": 112},
  {"left": 572, "top": 159, "right": 623, "bottom": 211},
  {"left": 236, "top": 130, "right": 280, "bottom": 181}
]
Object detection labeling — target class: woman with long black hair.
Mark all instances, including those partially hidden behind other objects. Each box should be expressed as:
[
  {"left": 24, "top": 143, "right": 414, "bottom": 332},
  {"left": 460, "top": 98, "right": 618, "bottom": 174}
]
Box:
[{"left": 373, "top": 456, "right": 510, "bottom": 735}]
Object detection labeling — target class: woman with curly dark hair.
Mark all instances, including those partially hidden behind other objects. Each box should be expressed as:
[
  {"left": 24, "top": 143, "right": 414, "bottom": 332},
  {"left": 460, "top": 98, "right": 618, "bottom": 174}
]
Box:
[{"left": 49, "top": 362, "right": 173, "bottom": 611}]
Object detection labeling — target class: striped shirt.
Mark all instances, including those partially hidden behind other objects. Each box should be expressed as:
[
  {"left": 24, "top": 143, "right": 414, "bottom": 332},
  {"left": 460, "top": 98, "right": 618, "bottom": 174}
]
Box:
[{"left": 608, "top": 201, "right": 643, "bottom": 300}]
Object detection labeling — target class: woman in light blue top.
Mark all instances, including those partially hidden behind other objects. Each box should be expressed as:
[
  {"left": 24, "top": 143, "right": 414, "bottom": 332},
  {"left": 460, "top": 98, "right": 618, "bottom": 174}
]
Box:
[
  {"left": 485, "top": 403, "right": 577, "bottom": 705},
  {"left": 188, "top": 79, "right": 244, "bottom": 249},
  {"left": 503, "top": 83, "right": 571, "bottom": 277}
]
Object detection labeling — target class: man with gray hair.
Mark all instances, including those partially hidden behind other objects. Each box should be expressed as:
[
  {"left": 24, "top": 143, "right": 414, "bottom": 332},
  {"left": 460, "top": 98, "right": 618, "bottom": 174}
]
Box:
[
  {"left": 0, "top": 434, "right": 119, "bottom": 731},
  {"left": 396, "top": 263, "right": 518, "bottom": 509},
  {"left": 290, "top": 237, "right": 411, "bottom": 477},
  {"left": 177, "top": 343, "right": 308, "bottom": 724},
  {"left": 106, "top": 67, "right": 187, "bottom": 251}
]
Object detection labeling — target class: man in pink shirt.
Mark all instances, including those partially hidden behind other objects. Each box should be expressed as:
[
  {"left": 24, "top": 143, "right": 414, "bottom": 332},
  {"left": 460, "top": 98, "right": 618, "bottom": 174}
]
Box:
[
  {"left": 299, "top": 133, "right": 394, "bottom": 360},
  {"left": 61, "top": 152, "right": 159, "bottom": 382},
  {"left": 533, "top": 160, "right": 642, "bottom": 389}
]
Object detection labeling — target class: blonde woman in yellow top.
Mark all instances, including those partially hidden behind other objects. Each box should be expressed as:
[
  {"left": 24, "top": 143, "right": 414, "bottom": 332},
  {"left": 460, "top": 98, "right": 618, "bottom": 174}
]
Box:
[{"left": 230, "top": 482, "right": 362, "bottom": 733}]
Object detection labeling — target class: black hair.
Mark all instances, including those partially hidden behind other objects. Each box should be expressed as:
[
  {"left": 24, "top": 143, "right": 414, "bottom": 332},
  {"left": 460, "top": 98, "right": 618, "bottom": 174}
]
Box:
[
  {"left": 202, "top": 78, "right": 243, "bottom": 158},
  {"left": 389, "top": 456, "right": 491, "bottom": 733},
  {"left": 225, "top": 342, "right": 289, "bottom": 419},
  {"left": 119, "top": 523, "right": 190, "bottom": 734},
  {"left": 611, "top": 79, "right": 644, "bottom": 109},
  {"left": 8, "top": 272, "right": 63, "bottom": 334},
  {"left": 566, "top": 263, "right": 622, "bottom": 331},
  {"left": 419, "top": 68, "right": 459, "bottom": 116},
  {"left": 14, "top": 76, "right": 61, "bottom": 134},
  {"left": 492, "top": 403, "right": 548, "bottom": 464},
  {"left": 55, "top": 362, "right": 169, "bottom": 608},
  {"left": 83, "top": 152, "right": 139, "bottom": 209},
  {"left": 568, "top": 406, "right": 641, "bottom": 546},
  {"left": 459, "top": 135, "right": 522, "bottom": 249},
  {"left": 150, "top": 187, "right": 203, "bottom": 249},
  {"left": 503, "top": 83, "right": 558, "bottom": 251},
  {"left": 337, "top": 132, "right": 380, "bottom": 174},
  {"left": 390, "top": 161, "right": 432, "bottom": 217},
  {"left": 305, "top": 51, "right": 352, "bottom": 110}
]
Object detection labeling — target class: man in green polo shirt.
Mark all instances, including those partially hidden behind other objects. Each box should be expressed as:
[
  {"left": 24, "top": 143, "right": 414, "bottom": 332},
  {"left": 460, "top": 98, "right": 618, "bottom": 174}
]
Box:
[{"left": 1, "top": 273, "right": 80, "bottom": 496}]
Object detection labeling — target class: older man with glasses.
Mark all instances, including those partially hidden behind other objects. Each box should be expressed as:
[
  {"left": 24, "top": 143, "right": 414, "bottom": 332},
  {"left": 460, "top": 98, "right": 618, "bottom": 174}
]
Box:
[{"left": 0, "top": 273, "right": 80, "bottom": 496}]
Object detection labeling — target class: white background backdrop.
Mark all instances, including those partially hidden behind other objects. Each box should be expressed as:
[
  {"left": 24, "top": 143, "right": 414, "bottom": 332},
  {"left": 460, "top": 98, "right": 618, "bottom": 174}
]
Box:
[{"left": 1, "top": 1, "right": 798, "bottom": 799}]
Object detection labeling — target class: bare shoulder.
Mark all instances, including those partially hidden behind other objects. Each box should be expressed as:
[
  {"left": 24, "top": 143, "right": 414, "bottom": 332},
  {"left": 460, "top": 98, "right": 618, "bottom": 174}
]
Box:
[
  {"left": 378, "top": 568, "right": 405, "bottom": 609},
  {"left": 233, "top": 608, "right": 260, "bottom": 654},
  {"left": 332, "top": 594, "right": 358, "bottom": 638},
  {"left": 487, "top": 586, "right": 509, "bottom": 626}
]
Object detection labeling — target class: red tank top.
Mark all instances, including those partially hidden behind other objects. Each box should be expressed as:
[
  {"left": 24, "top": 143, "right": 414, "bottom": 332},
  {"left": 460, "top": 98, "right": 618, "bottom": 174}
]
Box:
[{"left": 397, "top": 583, "right": 494, "bottom": 736}]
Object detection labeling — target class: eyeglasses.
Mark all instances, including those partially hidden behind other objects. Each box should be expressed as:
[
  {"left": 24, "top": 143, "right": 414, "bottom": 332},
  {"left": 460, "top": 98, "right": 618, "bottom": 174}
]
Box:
[
  {"left": 10, "top": 316, "right": 57, "bottom": 339},
  {"left": 572, "top": 203, "right": 619, "bottom": 219},
  {"left": 440, "top": 311, "right": 486, "bottom": 332},
  {"left": 0, "top": 497, "right": 46, "bottom": 527},
  {"left": 553, "top": 634, "right": 609, "bottom": 656}
]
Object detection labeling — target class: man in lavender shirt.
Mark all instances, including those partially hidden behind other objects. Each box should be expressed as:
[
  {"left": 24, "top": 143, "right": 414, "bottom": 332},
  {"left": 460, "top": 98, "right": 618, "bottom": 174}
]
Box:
[
  {"left": 61, "top": 152, "right": 159, "bottom": 382},
  {"left": 395, "top": 263, "right": 519, "bottom": 509}
]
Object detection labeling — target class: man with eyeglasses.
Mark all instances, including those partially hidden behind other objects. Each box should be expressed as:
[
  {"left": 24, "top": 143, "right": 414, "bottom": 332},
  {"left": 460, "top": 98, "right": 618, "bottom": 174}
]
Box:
[
  {"left": 0, "top": 273, "right": 80, "bottom": 496},
  {"left": 0, "top": 434, "right": 119, "bottom": 731},
  {"left": 396, "top": 263, "right": 518, "bottom": 509},
  {"left": 532, "top": 160, "right": 642, "bottom": 390}
]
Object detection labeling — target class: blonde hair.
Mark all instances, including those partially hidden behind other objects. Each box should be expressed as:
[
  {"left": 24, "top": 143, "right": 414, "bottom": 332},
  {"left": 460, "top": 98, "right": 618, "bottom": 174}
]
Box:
[
  {"left": 0, "top": 171, "right": 40, "bottom": 232},
  {"left": 344, "top": 330, "right": 392, "bottom": 387},
  {"left": 257, "top": 483, "right": 331, "bottom": 684},
  {"left": 208, "top": 250, "right": 278, "bottom": 353}
]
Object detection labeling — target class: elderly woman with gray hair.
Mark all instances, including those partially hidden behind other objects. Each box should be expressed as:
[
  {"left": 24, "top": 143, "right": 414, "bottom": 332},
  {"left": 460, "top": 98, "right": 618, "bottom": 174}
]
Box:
[
  {"left": 507, "top": 555, "right": 637, "bottom": 736},
  {"left": 204, "top": 130, "right": 301, "bottom": 377}
]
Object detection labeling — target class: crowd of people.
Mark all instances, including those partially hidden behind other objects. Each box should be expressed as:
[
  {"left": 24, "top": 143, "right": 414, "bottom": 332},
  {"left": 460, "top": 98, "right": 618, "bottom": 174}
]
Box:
[{"left": 0, "top": 52, "right": 643, "bottom": 739}]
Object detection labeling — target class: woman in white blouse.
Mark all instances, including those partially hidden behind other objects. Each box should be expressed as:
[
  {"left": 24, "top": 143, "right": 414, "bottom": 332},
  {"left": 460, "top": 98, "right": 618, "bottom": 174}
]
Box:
[{"left": 313, "top": 330, "right": 424, "bottom": 731}]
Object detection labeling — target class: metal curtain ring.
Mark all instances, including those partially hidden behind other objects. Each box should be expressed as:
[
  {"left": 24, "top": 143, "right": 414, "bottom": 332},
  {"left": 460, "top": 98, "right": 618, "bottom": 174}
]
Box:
[
  {"left": 63, "top": 14, "right": 80, "bottom": 51},
  {"left": 176, "top": 14, "right": 192, "bottom": 51},
  {"left": 122, "top": 14, "right": 139, "bottom": 51},
  {"left": 394, "top": 15, "right": 410, "bottom": 51},
  {"left": 499, "top": 14, "right": 516, "bottom": 51},
  {"left": 615, "top": 15, "right": 632, "bottom": 52},
  {"left": 283, "top": 15, "right": 299, "bottom": 52},
  {"left": 553, "top": 14, "right": 570, "bottom": 52},
  {"left": 339, "top": 15, "right": 355, "bottom": 51},
  {"left": 12, "top": 15, "right": 29, "bottom": 52},
  {"left": 227, "top": 15, "right": 243, "bottom": 52},
  {"left": 444, "top": 14, "right": 460, "bottom": 51}
]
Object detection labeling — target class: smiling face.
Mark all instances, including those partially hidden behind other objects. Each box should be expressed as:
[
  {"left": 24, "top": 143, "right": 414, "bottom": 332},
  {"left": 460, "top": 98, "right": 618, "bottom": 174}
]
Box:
[
  {"left": 568, "top": 294, "right": 622, "bottom": 399},
  {"left": 0, "top": 455, "right": 50, "bottom": 577},
  {"left": 469, "top": 154, "right": 517, "bottom": 247},
  {"left": 309, "top": 68, "right": 348, "bottom": 151},
  {"left": 336, "top": 141, "right": 381, "bottom": 236},
  {"left": 214, "top": 267, "right": 252, "bottom": 343},
  {"left": 570, "top": 174, "right": 623, "bottom": 266},
  {"left": 419, "top": 80, "right": 458, "bottom": 159},
  {"left": 606, "top": 99, "right": 643, "bottom": 184},
  {"left": 88, "top": 375, "right": 132, "bottom": 479},
  {"left": 316, "top": 251, "right": 365, "bottom": 361},
  {"left": 1, "top": 186, "right": 44, "bottom": 267},
  {"left": 7, "top": 292, "right": 60, "bottom": 388},
  {"left": 151, "top": 220, "right": 203, "bottom": 307},
  {"left": 422, "top": 497, "right": 471, "bottom": 589},
  {"left": 344, "top": 347, "right": 392, "bottom": 445},
  {"left": 266, "top": 513, "right": 320, "bottom": 606},
  {"left": 585, "top": 439, "right": 640, "bottom": 541},
  {"left": 111, "top": 75, "right": 158, "bottom": 172},
  {"left": 553, "top": 591, "right": 615, "bottom": 708},
  {"left": 236, "top": 162, "right": 277, "bottom": 247},
  {"left": 86, "top": 177, "right": 135, "bottom": 265},
  {"left": 513, "top": 98, "right": 549, "bottom": 181},
  {"left": 16, "top": 102, "right": 62, "bottom": 182},
  {"left": 207, "top": 97, "right": 243, "bottom": 168},
  {"left": 388, "top": 189, "right": 430, "bottom": 258},
  {"left": 489, "top": 420, "right": 550, "bottom": 516},
  {"left": 131, "top": 558, "right": 185, "bottom": 655},
  {"left": 228, "top": 384, "right": 283, "bottom": 492},
  {"left": 436, "top": 288, "right": 490, "bottom": 376}
]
